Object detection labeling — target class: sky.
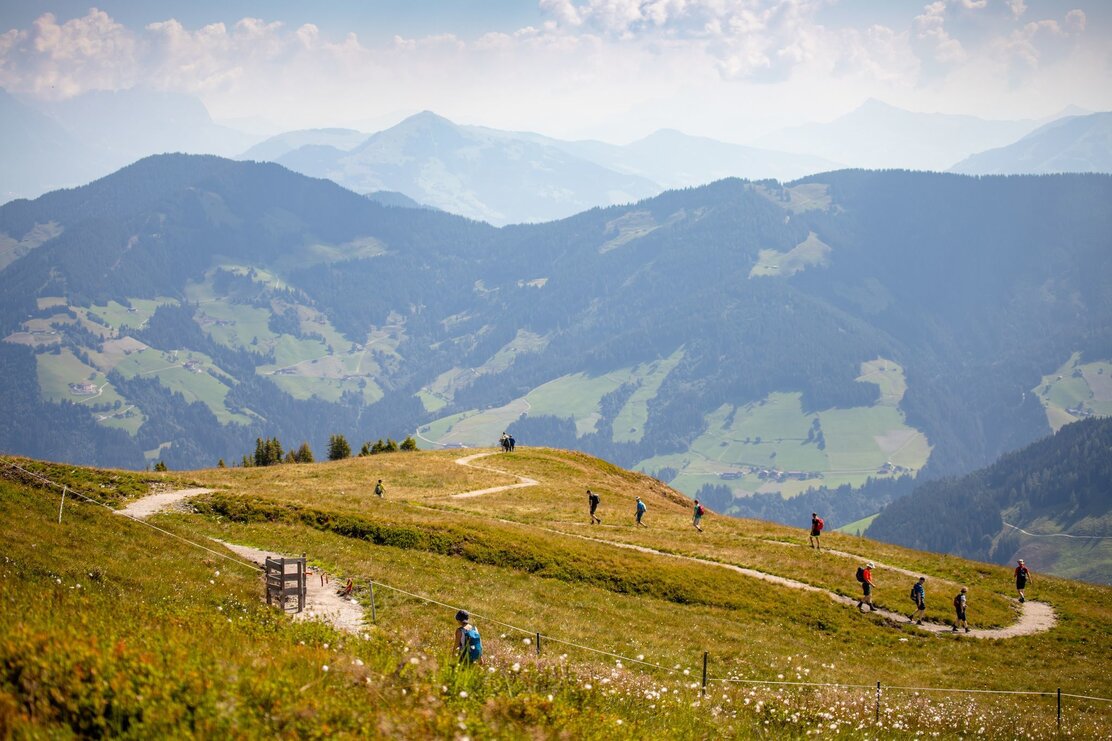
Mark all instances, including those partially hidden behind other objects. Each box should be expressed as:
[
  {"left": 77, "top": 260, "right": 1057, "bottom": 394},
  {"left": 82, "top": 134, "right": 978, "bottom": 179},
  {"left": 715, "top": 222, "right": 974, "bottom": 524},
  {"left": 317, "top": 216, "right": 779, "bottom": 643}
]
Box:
[{"left": 1, "top": 1, "right": 1110, "bottom": 143}]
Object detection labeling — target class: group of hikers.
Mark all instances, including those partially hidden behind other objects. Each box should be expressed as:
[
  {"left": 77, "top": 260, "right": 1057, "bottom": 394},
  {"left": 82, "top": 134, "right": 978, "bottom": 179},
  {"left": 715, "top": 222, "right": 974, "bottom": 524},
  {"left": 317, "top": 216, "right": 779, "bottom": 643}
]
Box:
[
  {"left": 586, "top": 488, "right": 705, "bottom": 532},
  {"left": 448, "top": 481, "right": 1037, "bottom": 661},
  {"left": 498, "top": 432, "right": 517, "bottom": 453}
]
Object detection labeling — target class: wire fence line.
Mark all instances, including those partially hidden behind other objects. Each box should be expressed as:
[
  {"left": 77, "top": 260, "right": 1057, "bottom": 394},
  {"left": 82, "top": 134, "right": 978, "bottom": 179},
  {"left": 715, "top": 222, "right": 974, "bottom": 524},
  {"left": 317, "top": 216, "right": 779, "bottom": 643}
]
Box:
[
  {"left": 0, "top": 458, "right": 262, "bottom": 574},
  {"left": 5, "top": 457, "right": 1111, "bottom": 708},
  {"left": 365, "top": 573, "right": 1112, "bottom": 704}
]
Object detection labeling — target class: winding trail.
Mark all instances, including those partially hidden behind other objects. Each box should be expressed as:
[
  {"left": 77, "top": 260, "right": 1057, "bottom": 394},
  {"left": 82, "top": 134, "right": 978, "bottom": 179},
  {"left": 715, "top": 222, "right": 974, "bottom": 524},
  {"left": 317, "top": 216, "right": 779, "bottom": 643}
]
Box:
[
  {"left": 116, "top": 487, "right": 213, "bottom": 519},
  {"left": 117, "top": 486, "right": 365, "bottom": 634},
  {"left": 448, "top": 451, "right": 1056, "bottom": 640},
  {"left": 217, "top": 541, "right": 366, "bottom": 634}
]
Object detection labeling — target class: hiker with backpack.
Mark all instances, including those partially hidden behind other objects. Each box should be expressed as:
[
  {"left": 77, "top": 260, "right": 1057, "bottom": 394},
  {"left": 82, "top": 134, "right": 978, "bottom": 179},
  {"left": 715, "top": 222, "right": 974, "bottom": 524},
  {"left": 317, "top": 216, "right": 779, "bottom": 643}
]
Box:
[
  {"left": 588, "top": 488, "right": 601, "bottom": 524},
  {"left": 455, "top": 609, "right": 484, "bottom": 664},
  {"left": 809, "top": 512, "right": 824, "bottom": 549},
  {"left": 635, "top": 497, "right": 647, "bottom": 527},
  {"left": 1014, "top": 559, "right": 1032, "bottom": 603},
  {"left": 909, "top": 576, "right": 926, "bottom": 624},
  {"left": 856, "top": 562, "right": 876, "bottom": 611},
  {"left": 693, "top": 499, "right": 705, "bottom": 532},
  {"left": 374, "top": 479, "right": 385, "bottom": 498},
  {"left": 952, "top": 587, "right": 970, "bottom": 633}
]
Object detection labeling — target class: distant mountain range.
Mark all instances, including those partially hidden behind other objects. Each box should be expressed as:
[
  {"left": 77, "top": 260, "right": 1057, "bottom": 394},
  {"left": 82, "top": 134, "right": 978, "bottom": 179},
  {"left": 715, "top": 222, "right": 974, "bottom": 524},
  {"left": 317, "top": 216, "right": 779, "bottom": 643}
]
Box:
[
  {"left": 0, "top": 88, "right": 262, "bottom": 203},
  {"left": 951, "top": 112, "right": 1112, "bottom": 176},
  {"left": 868, "top": 417, "right": 1112, "bottom": 585},
  {"left": 757, "top": 98, "right": 1044, "bottom": 172},
  {"left": 1, "top": 157, "right": 1109, "bottom": 537}
]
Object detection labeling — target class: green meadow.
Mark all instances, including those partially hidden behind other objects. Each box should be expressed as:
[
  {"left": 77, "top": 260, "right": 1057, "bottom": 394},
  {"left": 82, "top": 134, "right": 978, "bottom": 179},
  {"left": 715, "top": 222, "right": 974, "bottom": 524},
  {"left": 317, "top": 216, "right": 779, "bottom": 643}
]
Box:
[{"left": 2, "top": 449, "right": 1109, "bottom": 738}]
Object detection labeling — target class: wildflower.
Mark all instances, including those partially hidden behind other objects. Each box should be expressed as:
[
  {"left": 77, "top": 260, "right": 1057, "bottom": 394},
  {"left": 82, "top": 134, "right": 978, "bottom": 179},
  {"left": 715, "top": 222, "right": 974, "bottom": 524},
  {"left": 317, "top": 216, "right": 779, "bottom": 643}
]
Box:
[
  {"left": 523, "top": 637, "right": 531, "bottom": 646},
  {"left": 409, "top": 657, "right": 419, "bottom": 665},
  {"left": 323, "top": 643, "right": 329, "bottom": 649},
  {"left": 459, "top": 691, "right": 468, "bottom": 698},
  {"left": 512, "top": 662, "right": 521, "bottom": 672},
  {"left": 616, "top": 720, "right": 623, "bottom": 726},
  {"left": 322, "top": 665, "right": 329, "bottom": 672},
  {"left": 637, "top": 654, "right": 645, "bottom": 660},
  {"left": 683, "top": 669, "right": 690, "bottom": 676},
  {"left": 214, "top": 570, "right": 220, "bottom": 576},
  {"left": 354, "top": 659, "right": 364, "bottom": 667},
  {"left": 585, "top": 683, "right": 592, "bottom": 690},
  {"left": 547, "top": 694, "right": 554, "bottom": 702}
]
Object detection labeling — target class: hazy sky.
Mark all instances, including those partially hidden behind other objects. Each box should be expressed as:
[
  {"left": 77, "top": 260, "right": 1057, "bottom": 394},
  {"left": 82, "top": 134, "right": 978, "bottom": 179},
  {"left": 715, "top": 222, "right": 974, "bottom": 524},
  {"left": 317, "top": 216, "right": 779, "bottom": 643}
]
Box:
[{"left": 2, "top": 1, "right": 1109, "bottom": 142}]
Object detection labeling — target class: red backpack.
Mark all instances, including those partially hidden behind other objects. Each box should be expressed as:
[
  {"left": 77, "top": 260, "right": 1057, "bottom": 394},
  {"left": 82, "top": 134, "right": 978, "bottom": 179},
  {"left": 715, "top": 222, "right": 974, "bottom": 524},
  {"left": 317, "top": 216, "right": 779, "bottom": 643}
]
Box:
[{"left": 815, "top": 517, "right": 825, "bottom": 531}]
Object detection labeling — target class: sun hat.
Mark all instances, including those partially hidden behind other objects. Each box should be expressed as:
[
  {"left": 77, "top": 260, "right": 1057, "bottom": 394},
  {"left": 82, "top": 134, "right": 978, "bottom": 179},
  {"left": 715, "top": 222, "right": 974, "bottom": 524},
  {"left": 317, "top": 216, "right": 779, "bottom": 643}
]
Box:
[
  {"left": 866, "top": 562, "right": 875, "bottom": 568},
  {"left": 961, "top": 587, "right": 968, "bottom": 592},
  {"left": 1018, "top": 559, "right": 1024, "bottom": 563},
  {"left": 455, "top": 609, "right": 470, "bottom": 622}
]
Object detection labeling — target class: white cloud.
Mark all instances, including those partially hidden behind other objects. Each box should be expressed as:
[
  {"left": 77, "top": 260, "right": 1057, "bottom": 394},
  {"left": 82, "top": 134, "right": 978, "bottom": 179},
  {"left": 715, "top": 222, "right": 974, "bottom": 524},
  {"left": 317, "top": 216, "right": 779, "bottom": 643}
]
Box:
[{"left": 0, "top": 3, "right": 1107, "bottom": 140}]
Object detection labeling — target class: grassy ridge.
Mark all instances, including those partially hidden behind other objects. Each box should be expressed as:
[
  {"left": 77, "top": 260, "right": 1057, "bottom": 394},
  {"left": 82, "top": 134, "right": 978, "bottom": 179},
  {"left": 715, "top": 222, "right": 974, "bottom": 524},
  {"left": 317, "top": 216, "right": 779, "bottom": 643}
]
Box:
[{"left": 2, "top": 449, "right": 1111, "bottom": 738}]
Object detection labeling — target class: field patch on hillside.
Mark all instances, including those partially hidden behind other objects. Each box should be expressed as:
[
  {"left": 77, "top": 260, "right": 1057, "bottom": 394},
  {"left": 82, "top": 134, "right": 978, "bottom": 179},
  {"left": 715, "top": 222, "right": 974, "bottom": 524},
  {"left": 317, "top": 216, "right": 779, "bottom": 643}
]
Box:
[
  {"left": 636, "top": 359, "right": 929, "bottom": 500},
  {"left": 1035, "top": 353, "right": 1112, "bottom": 431},
  {"left": 749, "top": 231, "right": 831, "bottom": 278}
]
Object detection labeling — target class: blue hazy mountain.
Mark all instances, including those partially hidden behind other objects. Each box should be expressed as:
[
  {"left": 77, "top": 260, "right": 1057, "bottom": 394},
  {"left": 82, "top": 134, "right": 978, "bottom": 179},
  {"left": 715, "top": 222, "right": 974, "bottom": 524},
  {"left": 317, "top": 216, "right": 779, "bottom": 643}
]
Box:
[
  {"left": 239, "top": 128, "right": 369, "bottom": 162},
  {"left": 950, "top": 112, "right": 1112, "bottom": 175},
  {"left": 274, "top": 111, "right": 661, "bottom": 225},
  {"left": 757, "top": 98, "right": 1043, "bottom": 172}
]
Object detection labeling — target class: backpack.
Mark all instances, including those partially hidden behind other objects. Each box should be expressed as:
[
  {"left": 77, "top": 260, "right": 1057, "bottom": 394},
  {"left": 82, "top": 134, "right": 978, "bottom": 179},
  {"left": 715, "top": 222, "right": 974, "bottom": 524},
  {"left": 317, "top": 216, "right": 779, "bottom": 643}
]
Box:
[
  {"left": 460, "top": 626, "right": 482, "bottom": 662},
  {"left": 815, "top": 517, "right": 824, "bottom": 532},
  {"left": 953, "top": 594, "right": 964, "bottom": 610},
  {"left": 910, "top": 585, "right": 918, "bottom": 602},
  {"left": 696, "top": 504, "right": 704, "bottom": 516},
  {"left": 856, "top": 567, "right": 866, "bottom": 583}
]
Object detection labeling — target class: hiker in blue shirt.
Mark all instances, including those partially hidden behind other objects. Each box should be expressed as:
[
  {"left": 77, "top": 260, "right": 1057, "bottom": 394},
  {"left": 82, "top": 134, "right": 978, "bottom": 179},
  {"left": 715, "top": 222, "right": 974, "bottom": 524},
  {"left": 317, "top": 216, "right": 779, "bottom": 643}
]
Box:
[
  {"left": 455, "top": 609, "right": 483, "bottom": 664},
  {"left": 635, "top": 497, "right": 647, "bottom": 527},
  {"left": 693, "top": 499, "right": 704, "bottom": 532},
  {"left": 909, "top": 576, "right": 926, "bottom": 625}
]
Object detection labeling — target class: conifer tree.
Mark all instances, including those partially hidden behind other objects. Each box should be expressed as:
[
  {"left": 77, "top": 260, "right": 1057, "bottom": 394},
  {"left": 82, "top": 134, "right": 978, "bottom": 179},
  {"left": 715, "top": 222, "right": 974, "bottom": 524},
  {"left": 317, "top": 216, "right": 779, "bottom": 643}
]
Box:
[{"left": 328, "top": 434, "right": 351, "bottom": 460}]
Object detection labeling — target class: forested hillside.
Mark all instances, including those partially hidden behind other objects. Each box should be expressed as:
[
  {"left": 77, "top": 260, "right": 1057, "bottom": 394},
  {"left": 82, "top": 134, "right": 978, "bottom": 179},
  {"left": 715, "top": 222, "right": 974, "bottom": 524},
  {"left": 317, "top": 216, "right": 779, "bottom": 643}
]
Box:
[
  {"left": 867, "top": 417, "right": 1112, "bottom": 584},
  {"left": 1, "top": 157, "right": 1109, "bottom": 527}
]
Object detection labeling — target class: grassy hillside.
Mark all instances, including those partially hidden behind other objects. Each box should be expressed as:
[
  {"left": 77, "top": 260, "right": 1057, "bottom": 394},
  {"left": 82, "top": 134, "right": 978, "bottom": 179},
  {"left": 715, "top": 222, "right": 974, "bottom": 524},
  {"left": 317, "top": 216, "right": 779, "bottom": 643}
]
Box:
[{"left": 2, "top": 448, "right": 1110, "bottom": 737}]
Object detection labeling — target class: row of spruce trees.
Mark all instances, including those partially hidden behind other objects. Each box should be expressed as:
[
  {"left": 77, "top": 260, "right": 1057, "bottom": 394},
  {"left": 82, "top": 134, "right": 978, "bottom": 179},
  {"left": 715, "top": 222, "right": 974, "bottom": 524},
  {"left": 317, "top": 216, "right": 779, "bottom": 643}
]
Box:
[{"left": 238, "top": 434, "right": 418, "bottom": 468}]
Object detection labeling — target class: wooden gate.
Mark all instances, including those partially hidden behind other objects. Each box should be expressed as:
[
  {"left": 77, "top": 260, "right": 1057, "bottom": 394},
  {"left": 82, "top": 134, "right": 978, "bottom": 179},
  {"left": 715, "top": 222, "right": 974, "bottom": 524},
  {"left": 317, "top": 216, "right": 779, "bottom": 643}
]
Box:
[{"left": 265, "top": 555, "right": 307, "bottom": 613}]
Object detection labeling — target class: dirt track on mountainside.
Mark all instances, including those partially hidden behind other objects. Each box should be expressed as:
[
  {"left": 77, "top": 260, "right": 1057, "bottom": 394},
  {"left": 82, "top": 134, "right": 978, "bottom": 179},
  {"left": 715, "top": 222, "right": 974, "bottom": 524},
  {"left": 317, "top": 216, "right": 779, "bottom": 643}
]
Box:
[{"left": 449, "top": 451, "right": 1057, "bottom": 640}]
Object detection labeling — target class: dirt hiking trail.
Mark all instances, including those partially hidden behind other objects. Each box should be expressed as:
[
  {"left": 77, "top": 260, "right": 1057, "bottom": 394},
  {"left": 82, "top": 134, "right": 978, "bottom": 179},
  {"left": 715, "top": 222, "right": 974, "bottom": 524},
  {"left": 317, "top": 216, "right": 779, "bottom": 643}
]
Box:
[
  {"left": 451, "top": 451, "right": 1057, "bottom": 640},
  {"left": 118, "top": 486, "right": 365, "bottom": 634}
]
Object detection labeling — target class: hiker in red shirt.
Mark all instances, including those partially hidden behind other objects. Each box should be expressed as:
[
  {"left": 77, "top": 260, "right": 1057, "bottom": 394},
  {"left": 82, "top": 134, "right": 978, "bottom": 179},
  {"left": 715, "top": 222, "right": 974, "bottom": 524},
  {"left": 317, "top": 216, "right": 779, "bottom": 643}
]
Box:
[
  {"left": 809, "top": 512, "right": 824, "bottom": 550},
  {"left": 857, "top": 562, "right": 877, "bottom": 612},
  {"left": 1014, "top": 559, "right": 1032, "bottom": 603}
]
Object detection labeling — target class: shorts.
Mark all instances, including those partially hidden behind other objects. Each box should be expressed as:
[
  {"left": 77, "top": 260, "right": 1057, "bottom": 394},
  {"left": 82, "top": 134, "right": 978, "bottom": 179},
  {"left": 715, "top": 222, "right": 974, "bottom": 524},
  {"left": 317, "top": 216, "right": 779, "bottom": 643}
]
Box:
[
  {"left": 1016, "top": 578, "right": 1027, "bottom": 589},
  {"left": 915, "top": 600, "right": 925, "bottom": 610},
  {"left": 636, "top": 510, "right": 644, "bottom": 522},
  {"left": 862, "top": 583, "right": 872, "bottom": 596},
  {"left": 810, "top": 529, "right": 821, "bottom": 537},
  {"left": 955, "top": 608, "right": 966, "bottom": 621},
  {"left": 590, "top": 503, "right": 598, "bottom": 514}
]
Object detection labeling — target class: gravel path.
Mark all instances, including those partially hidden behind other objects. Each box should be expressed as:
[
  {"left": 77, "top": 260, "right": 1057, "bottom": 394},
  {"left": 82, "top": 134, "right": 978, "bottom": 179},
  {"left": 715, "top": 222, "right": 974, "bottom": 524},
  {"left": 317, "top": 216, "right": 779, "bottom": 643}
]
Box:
[
  {"left": 216, "top": 541, "right": 366, "bottom": 635},
  {"left": 115, "top": 488, "right": 212, "bottom": 519},
  {"left": 116, "top": 486, "right": 365, "bottom": 634},
  {"left": 450, "top": 452, "right": 538, "bottom": 498}
]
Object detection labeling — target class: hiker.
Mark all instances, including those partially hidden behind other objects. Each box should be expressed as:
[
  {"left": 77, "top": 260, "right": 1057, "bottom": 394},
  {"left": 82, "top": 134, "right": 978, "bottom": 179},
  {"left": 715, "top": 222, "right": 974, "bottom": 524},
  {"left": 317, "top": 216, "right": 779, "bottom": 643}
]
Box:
[
  {"left": 1014, "top": 559, "right": 1032, "bottom": 603},
  {"left": 374, "top": 479, "right": 385, "bottom": 498},
  {"left": 909, "top": 576, "right": 926, "bottom": 624},
  {"left": 455, "top": 609, "right": 483, "bottom": 664},
  {"left": 508, "top": 434, "right": 516, "bottom": 452},
  {"left": 856, "top": 562, "right": 876, "bottom": 611},
  {"left": 588, "top": 488, "right": 601, "bottom": 524},
  {"left": 693, "top": 499, "right": 705, "bottom": 532},
  {"left": 635, "top": 497, "right": 647, "bottom": 527},
  {"left": 952, "top": 587, "right": 970, "bottom": 632},
  {"left": 499, "top": 432, "right": 510, "bottom": 452},
  {"left": 339, "top": 578, "right": 354, "bottom": 598},
  {"left": 809, "top": 512, "right": 824, "bottom": 550}
]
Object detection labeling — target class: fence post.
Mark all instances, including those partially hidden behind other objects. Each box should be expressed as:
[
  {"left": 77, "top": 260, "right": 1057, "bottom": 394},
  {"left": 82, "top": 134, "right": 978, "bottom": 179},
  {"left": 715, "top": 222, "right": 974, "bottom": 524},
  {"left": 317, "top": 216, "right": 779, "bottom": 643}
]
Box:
[
  {"left": 536, "top": 632, "right": 542, "bottom": 656},
  {"left": 702, "top": 652, "right": 708, "bottom": 696},
  {"left": 369, "top": 582, "right": 377, "bottom": 623},
  {"left": 58, "top": 485, "right": 67, "bottom": 523},
  {"left": 1057, "top": 687, "right": 1061, "bottom": 731},
  {"left": 876, "top": 681, "right": 881, "bottom": 723}
]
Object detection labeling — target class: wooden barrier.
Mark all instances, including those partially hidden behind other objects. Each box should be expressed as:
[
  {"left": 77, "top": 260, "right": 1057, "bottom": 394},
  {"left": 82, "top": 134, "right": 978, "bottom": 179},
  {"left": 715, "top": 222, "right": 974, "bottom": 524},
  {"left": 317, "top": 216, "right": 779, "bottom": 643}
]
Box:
[{"left": 265, "top": 555, "right": 306, "bottom": 613}]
